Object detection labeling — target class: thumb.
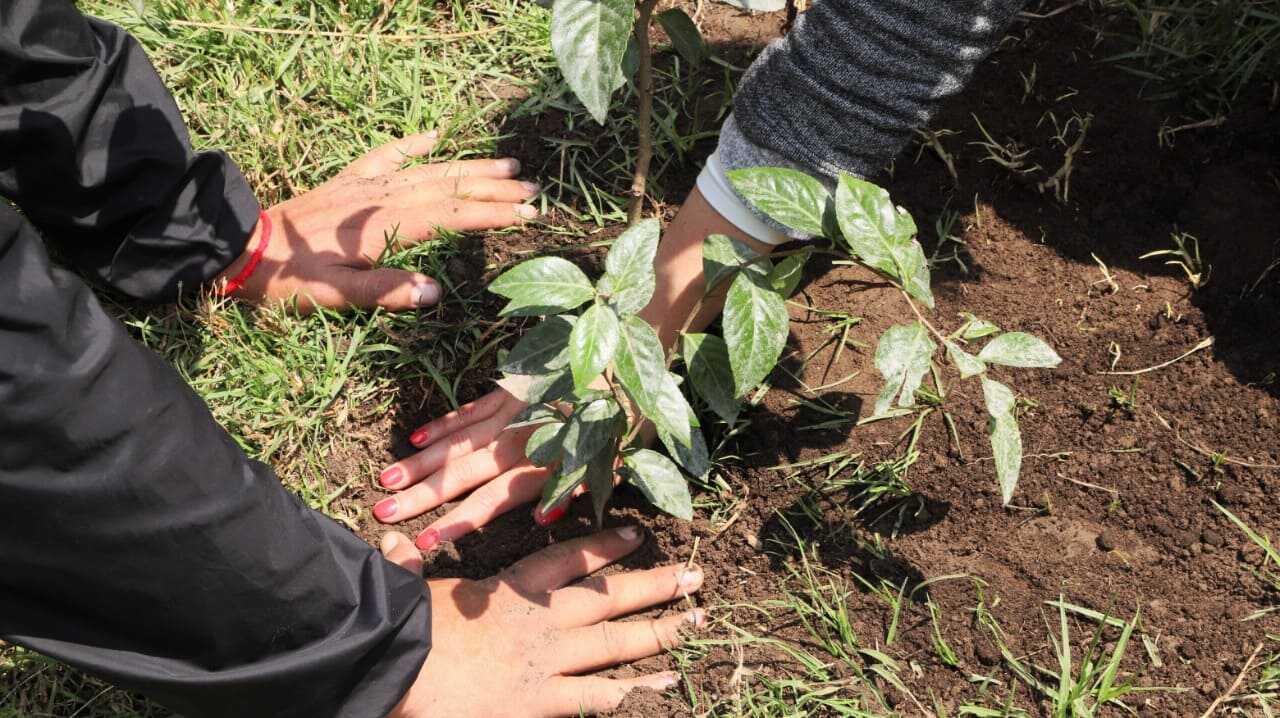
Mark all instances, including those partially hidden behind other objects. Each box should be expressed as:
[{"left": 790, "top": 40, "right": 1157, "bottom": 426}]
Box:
[
  {"left": 326, "top": 267, "right": 443, "bottom": 311},
  {"left": 379, "top": 532, "right": 425, "bottom": 576}
]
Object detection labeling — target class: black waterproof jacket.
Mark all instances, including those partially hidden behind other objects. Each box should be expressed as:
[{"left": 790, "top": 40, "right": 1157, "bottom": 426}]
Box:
[{"left": 0, "top": 3, "right": 430, "bottom": 716}]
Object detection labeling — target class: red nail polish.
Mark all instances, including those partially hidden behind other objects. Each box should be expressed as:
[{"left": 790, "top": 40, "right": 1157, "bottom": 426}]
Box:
[
  {"left": 415, "top": 528, "right": 440, "bottom": 552},
  {"left": 373, "top": 498, "right": 398, "bottom": 521},
  {"left": 409, "top": 428, "right": 429, "bottom": 447},
  {"left": 534, "top": 504, "right": 567, "bottom": 527},
  {"left": 380, "top": 466, "right": 404, "bottom": 488}
]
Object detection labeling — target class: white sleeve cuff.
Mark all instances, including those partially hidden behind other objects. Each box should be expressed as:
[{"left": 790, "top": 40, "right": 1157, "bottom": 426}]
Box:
[{"left": 695, "top": 149, "right": 790, "bottom": 246}]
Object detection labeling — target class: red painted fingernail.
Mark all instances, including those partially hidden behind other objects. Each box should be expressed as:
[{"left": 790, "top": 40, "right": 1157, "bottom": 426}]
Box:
[
  {"left": 415, "top": 528, "right": 440, "bottom": 552},
  {"left": 409, "top": 428, "right": 429, "bottom": 447},
  {"left": 373, "top": 498, "right": 398, "bottom": 521},
  {"left": 533, "top": 504, "right": 567, "bottom": 527},
  {"left": 380, "top": 466, "right": 404, "bottom": 488}
]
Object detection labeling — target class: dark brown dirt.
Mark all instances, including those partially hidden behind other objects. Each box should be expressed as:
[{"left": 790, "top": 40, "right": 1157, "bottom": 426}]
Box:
[{"left": 352, "top": 4, "right": 1280, "bottom": 715}]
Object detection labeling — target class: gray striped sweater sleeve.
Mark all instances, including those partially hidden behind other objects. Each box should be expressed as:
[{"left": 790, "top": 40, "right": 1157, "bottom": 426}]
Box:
[{"left": 705, "top": 0, "right": 1028, "bottom": 240}]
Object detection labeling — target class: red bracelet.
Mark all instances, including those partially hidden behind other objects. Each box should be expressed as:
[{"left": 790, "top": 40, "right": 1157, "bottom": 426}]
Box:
[{"left": 219, "top": 210, "right": 271, "bottom": 296}]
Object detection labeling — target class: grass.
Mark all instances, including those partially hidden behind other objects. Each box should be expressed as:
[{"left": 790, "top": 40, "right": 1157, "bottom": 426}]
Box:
[{"left": 1107, "top": 0, "right": 1280, "bottom": 116}]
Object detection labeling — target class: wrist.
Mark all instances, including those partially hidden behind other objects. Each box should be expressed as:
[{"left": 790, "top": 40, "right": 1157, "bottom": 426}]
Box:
[{"left": 215, "top": 209, "right": 271, "bottom": 296}]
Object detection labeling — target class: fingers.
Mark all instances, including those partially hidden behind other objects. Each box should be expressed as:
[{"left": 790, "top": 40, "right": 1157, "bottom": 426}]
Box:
[
  {"left": 415, "top": 464, "right": 551, "bottom": 551},
  {"left": 317, "top": 267, "right": 443, "bottom": 311},
  {"left": 394, "top": 158, "right": 524, "bottom": 184},
  {"left": 381, "top": 395, "right": 526, "bottom": 490},
  {"left": 552, "top": 609, "right": 706, "bottom": 675},
  {"left": 379, "top": 532, "right": 424, "bottom": 576},
  {"left": 341, "top": 131, "right": 441, "bottom": 179},
  {"left": 539, "top": 673, "right": 681, "bottom": 717},
  {"left": 376, "top": 432, "right": 533, "bottom": 524},
  {"left": 503, "top": 526, "right": 646, "bottom": 594},
  {"left": 549, "top": 564, "right": 704, "bottom": 627},
  {"left": 437, "top": 177, "right": 541, "bottom": 204},
  {"left": 406, "top": 389, "right": 514, "bottom": 450}
]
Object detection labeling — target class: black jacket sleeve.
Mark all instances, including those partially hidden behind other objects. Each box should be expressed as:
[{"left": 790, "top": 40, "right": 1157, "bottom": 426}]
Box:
[
  {"left": 0, "top": 3, "right": 432, "bottom": 716},
  {"left": 0, "top": 203, "right": 431, "bottom": 717},
  {"left": 0, "top": 0, "right": 259, "bottom": 302}
]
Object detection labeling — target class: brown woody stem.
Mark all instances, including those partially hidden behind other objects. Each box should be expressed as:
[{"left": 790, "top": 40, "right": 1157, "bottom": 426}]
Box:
[{"left": 628, "top": 0, "right": 660, "bottom": 222}]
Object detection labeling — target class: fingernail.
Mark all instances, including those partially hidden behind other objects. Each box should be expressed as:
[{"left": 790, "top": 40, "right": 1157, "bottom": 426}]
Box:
[
  {"left": 380, "top": 466, "right": 404, "bottom": 488},
  {"left": 425, "top": 129, "right": 439, "bottom": 139},
  {"left": 499, "top": 158, "right": 521, "bottom": 174},
  {"left": 684, "top": 609, "right": 707, "bottom": 628},
  {"left": 616, "top": 525, "right": 642, "bottom": 542},
  {"left": 411, "top": 280, "right": 440, "bottom": 307},
  {"left": 409, "top": 428, "right": 430, "bottom": 447},
  {"left": 373, "top": 498, "right": 398, "bottom": 521},
  {"left": 415, "top": 528, "right": 440, "bottom": 552},
  {"left": 533, "top": 503, "right": 567, "bottom": 527},
  {"left": 520, "top": 181, "right": 540, "bottom": 195},
  {"left": 514, "top": 203, "right": 539, "bottom": 219},
  {"left": 678, "top": 566, "right": 703, "bottom": 592}
]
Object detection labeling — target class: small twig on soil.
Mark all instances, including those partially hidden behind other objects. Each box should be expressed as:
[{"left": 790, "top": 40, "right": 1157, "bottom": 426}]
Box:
[
  {"left": 628, "top": 0, "right": 661, "bottom": 222},
  {"left": 1149, "top": 409, "right": 1280, "bottom": 469},
  {"left": 1057, "top": 473, "right": 1119, "bottom": 495},
  {"left": 1017, "top": 0, "right": 1087, "bottom": 20},
  {"left": 1037, "top": 113, "right": 1091, "bottom": 202},
  {"left": 1099, "top": 336, "right": 1213, "bottom": 376},
  {"left": 1198, "top": 642, "right": 1264, "bottom": 718},
  {"left": 164, "top": 19, "right": 501, "bottom": 42}
]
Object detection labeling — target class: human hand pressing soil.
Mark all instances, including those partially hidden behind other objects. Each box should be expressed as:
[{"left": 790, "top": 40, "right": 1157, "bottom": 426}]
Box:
[
  {"left": 216, "top": 132, "right": 539, "bottom": 312},
  {"left": 378, "top": 527, "right": 706, "bottom": 717}
]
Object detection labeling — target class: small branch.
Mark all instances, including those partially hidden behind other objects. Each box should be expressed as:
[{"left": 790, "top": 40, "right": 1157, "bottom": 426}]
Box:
[
  {"left": 899, "top": 288, "right": 951, "bottom": 347},
  {"left": 1198, "top": 642, "right": 1264, "bottom": 718},
  {"left": 628, "top": 0, "right": 661, "bottom": 223},
  {"left": 1099, "top": 336, "right": 1213, "bottom": 376}
]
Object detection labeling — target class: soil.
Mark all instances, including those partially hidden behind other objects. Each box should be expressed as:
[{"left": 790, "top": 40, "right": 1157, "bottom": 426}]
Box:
[{"left": 350, "top": 4, "right": 1280, "bottom": 715}]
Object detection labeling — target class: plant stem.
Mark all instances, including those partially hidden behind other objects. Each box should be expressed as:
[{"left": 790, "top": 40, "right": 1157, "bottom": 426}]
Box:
[
  {"left": 898, "top": 288, "right": 950, "bottom": 346},
  {"left": 628, "top": 0, "right": 660, "bottom": 222}
]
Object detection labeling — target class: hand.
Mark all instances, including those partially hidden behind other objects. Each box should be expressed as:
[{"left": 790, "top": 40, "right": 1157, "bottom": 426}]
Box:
[
  {"left": 373, "top": 387, "right": 554, "bottom": 551},
  {"left": 379, "top": 527, "right": 706, "bottom": 717},
  {"left": 217, "top": 132, "right": 539, "bottom": 312}
]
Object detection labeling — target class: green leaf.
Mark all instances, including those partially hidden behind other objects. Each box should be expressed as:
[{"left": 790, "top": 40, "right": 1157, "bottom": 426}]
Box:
[
  {"left": 598, "top": 219, "right": 659, "bottom": 315},
  {"left": 550, "top": 0, "right": 635, "bottom": 124},
  {"left": 656, "top": 8, "right": 706, "bottom": 67},
  {"left": 585, "top": 439, "right": 620, "bottom": 525},
  {"left": 981, "top": 377, "right": 1022, "bottom": 506},
  {"left": 959, "top": 313, "right": 1000, "bottom": 340},
  {"left": 526, "top": 422, "right": 566, "bottom": 467},
  {"left": 726, "top": 167, "right": 831, "bottom": 237},
  {"left": 769, "top": 248, "right": 810, "bottom": 298},
  {"left": 490, "top": 257, "right": 595, "bottom": 316},
  {"left": 507, "top": 403, "right": 561, "bottom": 430},
  {"left": 659, "top": 421, "right": 710, "bottom": 479},
  {"left": 540, "top": 463, "right": 589, "bottom": 513},
  {"left": 682, "top": 333, "right": 739, "bottom": 424},
  {"left": 834, "top": 174, "right": 934, "bottom": 308},
  {"left": 702, "top": 233, "right": 758, "bottom": 295},
  {"left": 945, "top": 341, "right": 986, "bottom": 379},
  {"left": 500, "top": 315, "right": 576, "bottom": 375},
  {"left": 977, "top": 332, "right": 1063, "bottom": 369},
  {"left": 560, "top": 398, "right": 623, "bottom": 476},
  {"left": 568, "top": 303, "right": 620, "bottom": 390},
  {"left": 622, "top": 449, "right": 693, "bottom": 520},
  {"left": 526, "top": 368, "right": 576, "bottom": 404},
  {"left": 724, "top": 266, "right": 789, "bottom": 397},
  {"left": 873, "top": 322, "right": 936, "bottom": 416},
  {"left": 653, "top": 371, "right": 697, "bottom": 448},
  {"left": 613, "top": 316, "right": 692, "bottom": 447}
]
